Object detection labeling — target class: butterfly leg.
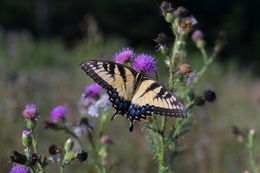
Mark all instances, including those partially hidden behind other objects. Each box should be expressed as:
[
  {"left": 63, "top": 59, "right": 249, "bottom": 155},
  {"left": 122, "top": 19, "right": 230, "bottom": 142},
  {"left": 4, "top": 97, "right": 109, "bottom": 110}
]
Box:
[
  {"left": 129, "top": 120, "right": 134, "bottom": 132},
  {"left": 111, "top": 111, "right": 118, "bottom": 121}
]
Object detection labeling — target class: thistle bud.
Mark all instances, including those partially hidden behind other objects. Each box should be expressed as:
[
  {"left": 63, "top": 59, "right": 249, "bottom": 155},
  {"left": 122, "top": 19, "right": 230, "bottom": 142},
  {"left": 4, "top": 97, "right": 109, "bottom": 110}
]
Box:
[
  {"left": 48, "top": 145, "right": 61, "bottom": 155},
  {"left": 176, "top": 72, "right": 184, "bottom": 83},
  {"left": 194, "top": 96, "right": 205, "bottom": 106},
  {"left": 10, "top": 151, "right": 27, "bottom": 164},
  {"left": 26, "top": 119, "right": 37, "bottom": 130},
  {"left": 204, "top": 89, "right": 216, "bottom": 103},
  {"left": 101, "top": 135, "right": 113, "bottom": 145},
  {"left": 196, "top": 40, "right": 206, "bottom": 49},
  {"left": 22, "top": 130, "right": 32, "bottom": 147},
  {"left": 192, "top": 30, "right": 204, "bottom": 42},
  {"left": 64, "top": 138, "right": 74, "bottom": 152},
  {"left": 187, "top": 90, "right": 195, "bottom": 102},
  {"left": 248, "top": 129, "right": 256, "bottom": 149},
  {"left": 165, "top": 13, "right": 174, "bottom": 23},
  {"left": 76, "top": 150, "right": 88, "bottom": 163}
]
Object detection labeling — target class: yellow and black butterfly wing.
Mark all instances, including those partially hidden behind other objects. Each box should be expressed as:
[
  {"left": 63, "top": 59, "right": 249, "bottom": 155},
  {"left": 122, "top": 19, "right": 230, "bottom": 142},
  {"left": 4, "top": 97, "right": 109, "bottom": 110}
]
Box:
[
  {"left": 130, "top": 77, "right": 187, "bottom": 119},
  {"left": 80, "top": 60, "right": 137, "bottom": 101}
]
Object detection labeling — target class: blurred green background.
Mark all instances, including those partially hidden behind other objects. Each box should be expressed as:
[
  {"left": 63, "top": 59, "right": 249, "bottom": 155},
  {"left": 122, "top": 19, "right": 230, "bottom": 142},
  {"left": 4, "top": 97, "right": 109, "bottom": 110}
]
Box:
[{"left": 0, "top": 0, "right": 259, "bottom": 172}]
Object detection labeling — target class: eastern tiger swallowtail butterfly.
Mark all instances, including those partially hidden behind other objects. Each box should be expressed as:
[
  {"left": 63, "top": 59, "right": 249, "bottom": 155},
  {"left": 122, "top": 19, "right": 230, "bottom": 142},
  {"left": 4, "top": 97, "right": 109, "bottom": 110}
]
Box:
[{"left": 80, "top": 60, "right": 186, "bottom": 131}]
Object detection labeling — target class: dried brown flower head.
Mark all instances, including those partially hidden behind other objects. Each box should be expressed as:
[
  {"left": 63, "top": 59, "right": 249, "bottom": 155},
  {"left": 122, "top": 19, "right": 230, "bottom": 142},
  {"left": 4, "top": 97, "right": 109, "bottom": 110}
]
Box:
[
  {"left": 44, "top": 121, "right": 59, "bottom": 130},
  {"left": 76, "top": 150, "right": 88, "bottom": 163},
  {"left": 179, "top": 17, "right": 196, "bottom": 34},
  {"left": 232, "top": 126, "right": 245, "bottom": 143},
  {"left": 30, "top": 153, "right": 39, "bottom": 166},
  {"left": 174, "top": 6, "right": 189, "bottom": 18},
  {"left": 10, "top": 151, "right": 27, "bottom": 164},
  {"left": 160, "top": 1, "right": 174, "bottom": 16},
  {"left": 154, "top": 33, "right": 167, "bottom": 49},
  {"left": 178, "top": 64, "right": 193, "bottom": 77},
  {"left": 48, "top": 145, "right": 61, "bottom": 155}
]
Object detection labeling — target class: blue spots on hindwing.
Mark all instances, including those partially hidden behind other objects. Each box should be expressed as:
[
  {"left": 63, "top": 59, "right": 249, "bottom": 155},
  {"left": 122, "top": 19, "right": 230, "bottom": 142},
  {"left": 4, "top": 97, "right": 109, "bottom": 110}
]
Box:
[{"left": 107, "top": 88, "right": 154, "bottom": 123}]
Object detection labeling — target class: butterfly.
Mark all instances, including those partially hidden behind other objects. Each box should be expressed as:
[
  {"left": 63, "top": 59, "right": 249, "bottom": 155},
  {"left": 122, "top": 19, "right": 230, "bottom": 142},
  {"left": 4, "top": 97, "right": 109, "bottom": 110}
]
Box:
[{"left": 80, "top": 60, "right": 186, "bottom": 131}]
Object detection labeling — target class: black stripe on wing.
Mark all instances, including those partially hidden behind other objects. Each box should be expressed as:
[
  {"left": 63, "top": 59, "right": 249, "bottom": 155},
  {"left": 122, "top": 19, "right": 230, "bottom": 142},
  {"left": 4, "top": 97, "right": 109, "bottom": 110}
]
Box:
[
  {"left": 143, "top": 78, "right": 187, "bottom": 118},
  {"left": 80, "top": 60, "right": 137, "bottom": 94},
  {"left": 80, "top": 60, "right": 111, "bottom": 90}
]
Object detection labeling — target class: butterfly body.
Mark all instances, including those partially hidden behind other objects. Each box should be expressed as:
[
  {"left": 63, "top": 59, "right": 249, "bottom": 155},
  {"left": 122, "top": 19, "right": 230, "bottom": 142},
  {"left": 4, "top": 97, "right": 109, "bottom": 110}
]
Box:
[{"left": 80, "top": 60, "right": 186, "bottom": 131}]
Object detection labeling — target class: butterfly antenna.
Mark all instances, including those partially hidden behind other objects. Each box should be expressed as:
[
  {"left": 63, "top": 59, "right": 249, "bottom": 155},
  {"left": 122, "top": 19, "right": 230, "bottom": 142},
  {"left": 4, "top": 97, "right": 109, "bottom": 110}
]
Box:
[
  {"left": 155, "top": 71, "right": 159, "bottom": 81},
  {"left": 111, "top": 111, "right": 118, "bottom": 121},
  {"left": 129, "top": 121, "right": 134, "bottom": 132}
]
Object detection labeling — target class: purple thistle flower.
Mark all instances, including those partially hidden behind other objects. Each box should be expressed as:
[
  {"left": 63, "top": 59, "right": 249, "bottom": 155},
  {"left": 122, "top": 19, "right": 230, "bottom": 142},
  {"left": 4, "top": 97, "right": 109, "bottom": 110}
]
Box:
[
  {"left": 114, "top": 47, "right": 135, "bottom": 64},
  {"left": 192, "top": 30, "right": 204, "bottom": 42},
  {"left": 84, "top": 84, "right": 102, "bottom": 99},
  {"left": 101, "top": 135, "right": 113, "bottom": 144},
  {"left": 22, "top": 130, "right": 31, "bottom": 137},
  {"left": 10, "top": 165, "right": 30, "bottom": 173},
  {"left": 50, "top": 106, "right": 68, "bottom": 122},
  {"left": 133, "top": 54, "right": 158, "bottom": 74},
  {"left": 23, "top": 104, "right": 38, "bottom": 119}
]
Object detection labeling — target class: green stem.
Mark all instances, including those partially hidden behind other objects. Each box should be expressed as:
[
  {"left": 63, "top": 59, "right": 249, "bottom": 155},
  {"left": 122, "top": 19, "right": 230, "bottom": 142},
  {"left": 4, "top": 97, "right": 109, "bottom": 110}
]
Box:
[
  {"left": 25, "top": 147, "right": 30, "bottom": 158},
  {"left": 62, "top": 120, "right": 87, "bottom": 151},
  {"left": 29, "top": 166, "right": 35, "bottom": 173},
  {"left": 30, "top": 130, "right": 38, "bottom": 154},
  {"left": 159, "top": 116, "right": 166, "bottom": 173},
  {"left": 30, "top": 130, "right": 45, "bottom": 172},
  {"left": 192, "top": 52, "right": 216, "bottom": 85},
  {"left": 88, "top": 132, "right": 96, "bottom": 150},
  {"left": 200, "top": 47, "right": 208, "bottom": 63},
  {"left": 152, "top": 114, "right": 160, "bottom": 132},
  {"left": 60, "top": 164, "right": 65, "bottom": 173},
  {"left": 248, "top": 148, "right": 258, "bottom": 173}
]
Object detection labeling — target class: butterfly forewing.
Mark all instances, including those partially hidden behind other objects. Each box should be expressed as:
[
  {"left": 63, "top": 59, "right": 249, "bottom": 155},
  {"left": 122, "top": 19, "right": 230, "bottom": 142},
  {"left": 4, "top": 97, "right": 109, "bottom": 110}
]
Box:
[
  {"left": 131, "top": 78, "right": 187, "bottom": 118},
  {"left": 80, "top": 60, "right": 137, "bottom": 100}
]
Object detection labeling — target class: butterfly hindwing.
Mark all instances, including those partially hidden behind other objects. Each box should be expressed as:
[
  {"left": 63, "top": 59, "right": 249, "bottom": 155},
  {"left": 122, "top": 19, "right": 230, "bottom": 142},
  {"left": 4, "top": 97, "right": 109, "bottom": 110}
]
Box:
[{"left": 131, "top": 77, "right": 187, "bottom": 118}]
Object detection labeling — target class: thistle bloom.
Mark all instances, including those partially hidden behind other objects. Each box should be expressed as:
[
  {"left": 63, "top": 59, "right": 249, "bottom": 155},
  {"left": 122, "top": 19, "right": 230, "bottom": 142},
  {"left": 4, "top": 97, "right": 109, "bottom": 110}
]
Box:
[
  {"left": 23, "top": 104, "right": 38, "bottom": 119},
  {"left": 84, "top": 84, "right": 102, "bottom": 99},
  {"left": 192, "top": 30, "right": 204, "bottom": 42},
  {"left": 10, "top": 165, "right": 30, "bottom": 173},
  {"left": 88, "top": 94, "right": 111, "bottom": 117},
  {"left": 101, "top": 135, "right": 113, "bottom": 144},
  {"left": 133, "top": 54, "right": 158, "bottom": 74},
  {"left": 50, "top": 106, "right": 68, "bottom": 122},
  {"left": 22, "top": 130, "right": 31, "bottom": 138},
  {"left": 114, "top": 47, "right": 135, "bottom": 64}
]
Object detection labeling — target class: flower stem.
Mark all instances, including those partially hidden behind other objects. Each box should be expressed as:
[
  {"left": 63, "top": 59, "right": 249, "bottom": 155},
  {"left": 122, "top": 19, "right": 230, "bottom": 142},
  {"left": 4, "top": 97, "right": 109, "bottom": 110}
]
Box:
[
  {"left": 159, "top": 116, "right": 166, "bottom": 173},
  {"left": 200, "top": 47, "right": 208, "bottom": 63},
  {"left": 30, "top": 130, "right": 38, "bottom": 154},
  {"left": 248, "top": 148, "right": 258, "bottom": 173},
  {"left": 60, "top": 164, "right": 65, "bottom": 173},
  {"left": 61, "top": 120, "right": 87, "bottom": 151},
  {"left": 192, "top": 52, "right": 216, "bottom": 85}
]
